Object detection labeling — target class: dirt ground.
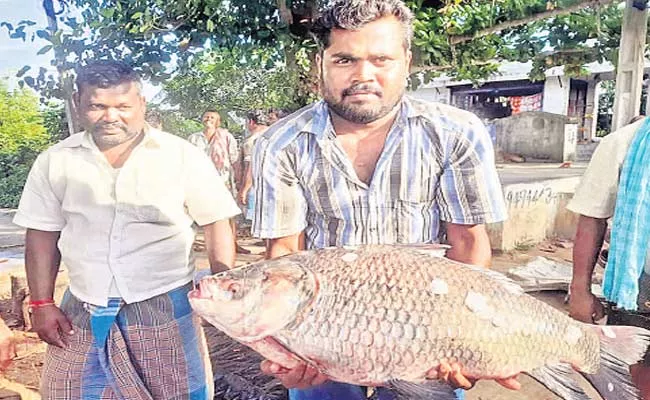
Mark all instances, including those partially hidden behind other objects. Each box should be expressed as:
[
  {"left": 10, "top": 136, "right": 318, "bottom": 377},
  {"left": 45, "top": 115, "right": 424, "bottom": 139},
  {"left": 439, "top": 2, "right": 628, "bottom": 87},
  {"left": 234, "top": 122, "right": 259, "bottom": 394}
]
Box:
[{"left": 0, "top": 213, "right": 601, "bottom": 399}]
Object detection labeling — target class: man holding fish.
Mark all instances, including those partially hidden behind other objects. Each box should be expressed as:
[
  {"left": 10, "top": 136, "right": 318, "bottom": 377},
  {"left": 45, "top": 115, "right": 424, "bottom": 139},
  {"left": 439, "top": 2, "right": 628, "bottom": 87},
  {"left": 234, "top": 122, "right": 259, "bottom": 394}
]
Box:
[{"left": 250, "top": 0, "right": 511, "bottom": 398}]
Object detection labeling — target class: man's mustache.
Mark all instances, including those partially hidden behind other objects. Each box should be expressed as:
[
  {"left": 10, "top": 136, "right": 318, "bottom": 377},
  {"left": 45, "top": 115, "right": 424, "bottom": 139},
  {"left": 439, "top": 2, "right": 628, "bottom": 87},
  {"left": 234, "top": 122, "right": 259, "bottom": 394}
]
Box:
[
  {"left": 342, "top": 84, "right": 382, "bottom": 98},
  {"left": 95, "top": 122, "right": 128, "bottom": 130}
]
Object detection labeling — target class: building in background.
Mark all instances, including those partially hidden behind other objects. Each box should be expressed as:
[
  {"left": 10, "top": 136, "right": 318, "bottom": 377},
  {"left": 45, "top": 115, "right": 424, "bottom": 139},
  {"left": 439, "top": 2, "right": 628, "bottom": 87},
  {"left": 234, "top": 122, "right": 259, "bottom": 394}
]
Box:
[{"left": 410, "top": 60, "right": 650, "bottom": 143}]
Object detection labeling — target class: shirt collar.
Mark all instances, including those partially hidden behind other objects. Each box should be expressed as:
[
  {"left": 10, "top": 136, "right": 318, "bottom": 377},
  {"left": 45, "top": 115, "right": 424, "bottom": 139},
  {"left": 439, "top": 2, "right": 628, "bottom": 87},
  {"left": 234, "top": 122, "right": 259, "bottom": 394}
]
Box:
[
  {"left": 60, "top": 123, "right": 161, "bottom": 150},
  {"left": 301, "top": 96, "right": 422, "bottom": 140}
]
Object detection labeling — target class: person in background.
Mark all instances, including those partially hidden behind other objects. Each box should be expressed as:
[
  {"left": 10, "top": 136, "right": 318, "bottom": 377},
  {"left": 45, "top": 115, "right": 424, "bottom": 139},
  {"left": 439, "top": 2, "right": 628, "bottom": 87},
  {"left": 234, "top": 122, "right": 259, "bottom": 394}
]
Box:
[
  {"left": 14, "top": 60, "right": 239, "bottom": 399},
  {"left": 188, "top": 110, "right": 250, "bottom": 254},
  {"left": 251, "top": 0, "right": 512, "bottom": 398},
  {"left": 568, "top": 115, "right": 650, "bottom": 399},
  {"left": 238, "top": 110, "right": 275, "bottom": 224}
]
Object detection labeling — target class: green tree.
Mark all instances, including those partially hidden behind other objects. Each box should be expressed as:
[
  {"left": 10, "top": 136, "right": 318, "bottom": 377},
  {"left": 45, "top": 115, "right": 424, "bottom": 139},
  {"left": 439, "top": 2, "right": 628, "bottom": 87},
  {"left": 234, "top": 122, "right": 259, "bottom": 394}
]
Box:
[
  {"left": 0, "top": 82, "right": 49, "bottom": 153},
  {"left": 146, "top": 105, "right": 204, "bottom": 138},
  {"left": 597, "top": 80, "right": 616, "bottom": 135},
  {"left": 163, "top": 46, "right": 316, "bottom": 121},
  {"left": 1, "top": 0, "right": 631, "bottom": 100},
  {"left": 0, "top": 82, "right": 51, "bottom": 207}
]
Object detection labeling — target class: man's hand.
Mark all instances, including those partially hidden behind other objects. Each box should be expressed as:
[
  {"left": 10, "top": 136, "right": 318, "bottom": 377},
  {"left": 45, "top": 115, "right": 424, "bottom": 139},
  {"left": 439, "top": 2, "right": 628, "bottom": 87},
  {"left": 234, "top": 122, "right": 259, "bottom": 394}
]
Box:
[
  {"left": 569, "top": 290, "right": 605, "bottom": 323},
  {"left": 0, "top": 321, "right": 15, "bottom": 371},
  {"left": 237, "top": 188, "right": 249, "bottom": 207},
  {"left": 30, "top": 305, "right": 74, "bottom": 348},
  {"left": 260, "top": 360, "right": 329, "bottom": 390},
  {"left": 427, "top": 360, "right": 521, "bottom": 391}
]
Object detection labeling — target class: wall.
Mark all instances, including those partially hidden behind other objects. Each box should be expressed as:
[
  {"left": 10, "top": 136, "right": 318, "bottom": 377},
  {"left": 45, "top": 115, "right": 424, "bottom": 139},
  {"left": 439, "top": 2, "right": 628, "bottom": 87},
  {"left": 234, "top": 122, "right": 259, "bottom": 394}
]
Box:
[
  {"left": 407, "top": 87, "right": 451, "bottom": 104},
  {"left": 487, "top": 177, "right": 581, "bottom": 251},
  {"left": 493, "top": 111, "right": 575, "bottom": 162},
  {"left": 584, "top": 80, "right": 600, "bottom": 140},
  {"left": 563, "top": 123, "right": 578, "bottom": 162},
  {"left": 543, "top": 75, "right": 570, "bottom": 115}
]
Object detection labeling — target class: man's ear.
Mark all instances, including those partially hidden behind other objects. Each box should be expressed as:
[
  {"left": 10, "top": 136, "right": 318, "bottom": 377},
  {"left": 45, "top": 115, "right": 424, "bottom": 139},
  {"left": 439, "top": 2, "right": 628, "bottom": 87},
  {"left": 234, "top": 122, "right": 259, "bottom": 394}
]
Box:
[
  {"left": 73, "top": 92, "right": 81, "bottom": 108},
  {"left": 316, "top": 52, "right": 323, "bottom": 79}
]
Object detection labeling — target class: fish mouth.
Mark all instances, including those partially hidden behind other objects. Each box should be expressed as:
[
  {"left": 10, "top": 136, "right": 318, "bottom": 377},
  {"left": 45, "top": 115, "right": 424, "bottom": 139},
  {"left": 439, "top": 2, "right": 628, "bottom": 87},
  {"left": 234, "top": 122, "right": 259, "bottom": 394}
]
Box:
[{"left": 189, "top": 278, "right": 236, "bottom": 301}]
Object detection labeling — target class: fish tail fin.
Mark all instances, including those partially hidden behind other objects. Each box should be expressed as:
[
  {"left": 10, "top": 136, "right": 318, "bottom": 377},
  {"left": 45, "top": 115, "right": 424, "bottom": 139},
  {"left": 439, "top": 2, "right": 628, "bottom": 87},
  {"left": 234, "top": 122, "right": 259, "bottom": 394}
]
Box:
[
  {"left": 525, "top": 364, "right": 591, "bottom": 400},
  {"left": 581, "top": 325, "right": 650, "bottom": 400}
]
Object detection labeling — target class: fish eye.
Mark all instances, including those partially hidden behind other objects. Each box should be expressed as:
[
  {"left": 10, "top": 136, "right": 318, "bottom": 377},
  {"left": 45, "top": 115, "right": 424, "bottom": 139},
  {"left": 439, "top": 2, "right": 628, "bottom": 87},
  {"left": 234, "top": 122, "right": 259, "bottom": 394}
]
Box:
[{"left": 228, "top": 282, "right": 241, "bottom": 294}]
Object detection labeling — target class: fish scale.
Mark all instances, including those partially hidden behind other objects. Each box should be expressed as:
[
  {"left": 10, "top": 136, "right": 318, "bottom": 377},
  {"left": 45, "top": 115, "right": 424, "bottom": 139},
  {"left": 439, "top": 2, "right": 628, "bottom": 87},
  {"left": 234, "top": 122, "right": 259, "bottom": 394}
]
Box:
[
  {"left": 190, "top": 245, "right": 650, "bottom": 400},
  {"left": 265, "top": 246, "right": 595, "bottom": 383}
]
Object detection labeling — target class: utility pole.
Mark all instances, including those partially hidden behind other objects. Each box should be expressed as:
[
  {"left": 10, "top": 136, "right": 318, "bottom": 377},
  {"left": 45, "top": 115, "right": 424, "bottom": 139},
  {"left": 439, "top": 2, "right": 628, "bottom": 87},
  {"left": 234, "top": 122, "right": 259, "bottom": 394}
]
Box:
[
  {"left": 43, "top": 0, "right": 79, "bottom": 137},
  {"left": 611, "top": 0, "right": 648, "bottom": 131}
]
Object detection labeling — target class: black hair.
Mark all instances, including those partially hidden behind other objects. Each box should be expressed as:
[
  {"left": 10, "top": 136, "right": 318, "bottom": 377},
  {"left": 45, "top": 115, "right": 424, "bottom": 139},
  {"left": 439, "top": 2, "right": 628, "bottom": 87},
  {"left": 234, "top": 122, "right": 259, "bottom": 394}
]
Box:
[
  {"left": 75, "top": 60, "right": 141, "bottom": 95},
  {"left": 311, "top": 0, "right": 414, "bottom": 51}
]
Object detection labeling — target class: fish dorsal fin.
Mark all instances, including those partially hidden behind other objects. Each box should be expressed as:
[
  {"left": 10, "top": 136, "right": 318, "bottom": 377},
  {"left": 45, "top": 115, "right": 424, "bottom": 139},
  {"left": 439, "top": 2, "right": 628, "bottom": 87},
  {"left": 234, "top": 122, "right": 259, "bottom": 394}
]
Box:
[
  {"left": 386, "top": 379, "right": 458, "bottom": 400},
  {"left": 462, "top": 263, "right": 525, "bottom": 296},
  {"left": 398, "top": 243, "right": 451, "bottom": 258}
]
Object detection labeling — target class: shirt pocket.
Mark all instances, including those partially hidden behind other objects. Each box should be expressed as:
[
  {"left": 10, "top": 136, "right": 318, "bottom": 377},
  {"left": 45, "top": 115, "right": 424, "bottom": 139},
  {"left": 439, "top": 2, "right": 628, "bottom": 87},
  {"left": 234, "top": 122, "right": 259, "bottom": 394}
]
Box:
[
  {"left": 391, "top": 168, "right": 440, "bottom": 242},
  {"left": 395, "top": 164, "right": 438, "bottom": 204}
]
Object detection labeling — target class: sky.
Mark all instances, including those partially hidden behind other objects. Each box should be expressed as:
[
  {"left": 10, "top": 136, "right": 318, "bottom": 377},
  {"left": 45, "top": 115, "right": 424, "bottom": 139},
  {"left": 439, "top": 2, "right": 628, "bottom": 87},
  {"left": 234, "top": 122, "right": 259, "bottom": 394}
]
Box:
[
  {"left": 0, "top": 0, "right": 161, "bottom": 100},
  {"left": 0, "top": 0, "right": 53, "bottom": 88}
]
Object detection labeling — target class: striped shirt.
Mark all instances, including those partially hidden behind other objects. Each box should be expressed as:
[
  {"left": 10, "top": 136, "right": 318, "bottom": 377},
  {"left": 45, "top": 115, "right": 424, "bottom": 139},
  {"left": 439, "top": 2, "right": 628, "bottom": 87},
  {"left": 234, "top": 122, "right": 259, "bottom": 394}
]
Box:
[{"left": 252, "top": 96, "right": 507, "bottom": 249}]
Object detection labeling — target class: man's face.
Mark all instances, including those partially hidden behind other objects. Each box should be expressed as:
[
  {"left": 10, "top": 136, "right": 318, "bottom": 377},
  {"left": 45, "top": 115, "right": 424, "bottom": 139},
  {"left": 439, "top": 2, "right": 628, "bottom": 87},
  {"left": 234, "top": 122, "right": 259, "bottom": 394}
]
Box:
[
  {"left": 77, "top": 82, "right": 146, "bottom": 148},
  {"left": 246, "top": 119, "right": 256, "bottom": 132},
  {"left": 202, "top": 112, "right": 221, "bottom": 129},
  {"left": 320, "top": 16, "right": 412, "bottom": 124}
]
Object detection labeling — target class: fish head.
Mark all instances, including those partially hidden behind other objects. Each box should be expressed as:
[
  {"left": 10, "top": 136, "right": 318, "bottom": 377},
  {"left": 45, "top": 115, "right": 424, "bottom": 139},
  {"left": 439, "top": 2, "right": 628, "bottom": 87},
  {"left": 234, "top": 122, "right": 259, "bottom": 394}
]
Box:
[{"left": 189, "top": 258, "right": 317, "bottom": 342}]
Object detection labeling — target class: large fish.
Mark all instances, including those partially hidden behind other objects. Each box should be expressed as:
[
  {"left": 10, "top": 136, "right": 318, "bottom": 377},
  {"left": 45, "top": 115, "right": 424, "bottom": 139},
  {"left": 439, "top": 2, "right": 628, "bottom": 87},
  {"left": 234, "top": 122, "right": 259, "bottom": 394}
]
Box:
[{"left": 189, "top": 245, "right": 650, "bottom": 399}]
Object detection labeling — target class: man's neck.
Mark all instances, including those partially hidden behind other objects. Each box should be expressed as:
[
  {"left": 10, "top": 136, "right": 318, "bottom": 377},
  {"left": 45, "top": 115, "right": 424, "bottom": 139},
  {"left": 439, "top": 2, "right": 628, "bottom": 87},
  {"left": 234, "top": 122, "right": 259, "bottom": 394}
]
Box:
[
  {"left": 203, "top": 127, "right": 218, "bottom": 140},
  {"left": 330, "top": 103, "right": 401, "bottom": 139},
  {"left": 250, "top": 126, "right": 268, "bottom": 135},
  {"left": 98, "top": 131, "right": 145, "bottom": 168}
]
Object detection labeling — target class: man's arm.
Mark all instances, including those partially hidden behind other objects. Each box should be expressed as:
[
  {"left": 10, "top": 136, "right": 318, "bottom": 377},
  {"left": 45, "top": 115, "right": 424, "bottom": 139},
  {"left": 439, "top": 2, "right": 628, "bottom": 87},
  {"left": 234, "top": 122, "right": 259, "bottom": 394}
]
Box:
[
  {"left": 237, "top": 161, "right": 253, "bottom": 205},
  {"left": 202, "top": 219, "right": 236, "bottom": 274},
  {"left": 265, "top": 232, "right": 305, "bottom": 259},
  {"left": 569, "top": 215, "right": 608, "bottom": 323},
  {"left": 445, "top": 223, "right": 492, "bottom": 267},
  {"left": 24, "top": 229, "right": 73, "bottom": 348}
]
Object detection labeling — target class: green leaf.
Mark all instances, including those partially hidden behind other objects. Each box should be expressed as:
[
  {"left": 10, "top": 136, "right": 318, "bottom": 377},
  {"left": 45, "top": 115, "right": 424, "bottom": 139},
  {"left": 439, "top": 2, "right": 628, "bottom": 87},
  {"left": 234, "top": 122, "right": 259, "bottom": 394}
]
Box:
[
  {"left": 131, "top": 12, "right": 144, "bottom": 20},
  {"left": 35, "top": 29, "right": 51, "bottom": 40},
  {"left": 207, "top": 19, "right": 215, "bottom": 32},
  {"left": 101, "top": 8, "right": 115, "bottom": 18},
  {"left": 16, "top": 66, "right": 31, "bottom": 78},
  {"left": 37, "top": 45, "right": 53, "bottom": 55}
]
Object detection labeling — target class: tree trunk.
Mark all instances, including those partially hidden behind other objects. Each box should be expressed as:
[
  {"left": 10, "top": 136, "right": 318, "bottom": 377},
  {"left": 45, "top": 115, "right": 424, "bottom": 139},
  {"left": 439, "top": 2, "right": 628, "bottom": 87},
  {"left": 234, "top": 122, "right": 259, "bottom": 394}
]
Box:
[
  {"left": 9, "top": 275, "right": 30, "bottom": 331},
  {"left": 43, "top": 0, "right": 80, "bottom": 138}
]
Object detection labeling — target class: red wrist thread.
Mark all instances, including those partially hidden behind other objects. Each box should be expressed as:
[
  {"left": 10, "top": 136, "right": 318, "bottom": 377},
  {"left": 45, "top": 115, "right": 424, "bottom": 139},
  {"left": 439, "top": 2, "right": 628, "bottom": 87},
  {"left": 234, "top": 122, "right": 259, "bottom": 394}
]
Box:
[{"left": 29, "top": 299, "right": 55, "bottom": 307}]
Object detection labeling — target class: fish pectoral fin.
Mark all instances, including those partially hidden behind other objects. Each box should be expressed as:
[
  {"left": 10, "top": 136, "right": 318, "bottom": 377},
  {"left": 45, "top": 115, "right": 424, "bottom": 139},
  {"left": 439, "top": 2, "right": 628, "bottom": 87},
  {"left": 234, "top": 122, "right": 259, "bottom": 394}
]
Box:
[
  {"left": 386, "top": 379, "right": 458, "bottom": 400},
  {"left": 525, "top": 364, "right": 591, "bottom": 400}
]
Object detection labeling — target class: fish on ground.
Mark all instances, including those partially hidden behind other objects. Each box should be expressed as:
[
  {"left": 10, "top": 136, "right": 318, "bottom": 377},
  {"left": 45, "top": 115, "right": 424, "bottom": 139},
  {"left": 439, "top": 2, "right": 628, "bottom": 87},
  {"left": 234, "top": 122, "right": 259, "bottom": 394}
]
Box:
[{"left": 189, "top": 245, "right": 650, "bottom": 400}]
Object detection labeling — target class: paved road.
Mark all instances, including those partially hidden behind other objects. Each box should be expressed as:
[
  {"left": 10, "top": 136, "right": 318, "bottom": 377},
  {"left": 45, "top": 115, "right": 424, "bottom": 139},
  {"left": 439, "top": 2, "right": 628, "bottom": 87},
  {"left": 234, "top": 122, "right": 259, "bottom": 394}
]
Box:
[
  {"left": 497, "top": 162, "right": 587, "bottom": 185},
  {"left": 0, "top": 210, "right": 25, "bottom": 273},
  {"left": 0, "top": 210, "right": 23, "bottom": 249}
]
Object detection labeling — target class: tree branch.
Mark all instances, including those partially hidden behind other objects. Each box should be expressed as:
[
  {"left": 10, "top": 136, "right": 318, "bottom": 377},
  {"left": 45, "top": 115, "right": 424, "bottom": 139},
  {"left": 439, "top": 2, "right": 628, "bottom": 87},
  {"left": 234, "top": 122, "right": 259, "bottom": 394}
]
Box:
[
  {"left": 277, "top": 0, "right": 293, "bottom": 25},
  {"left": 448, "top": 0, "right": 618, "bottom": 45},
  {"left": 409, "top": 64, "right": 455, "bottom": 74}
]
